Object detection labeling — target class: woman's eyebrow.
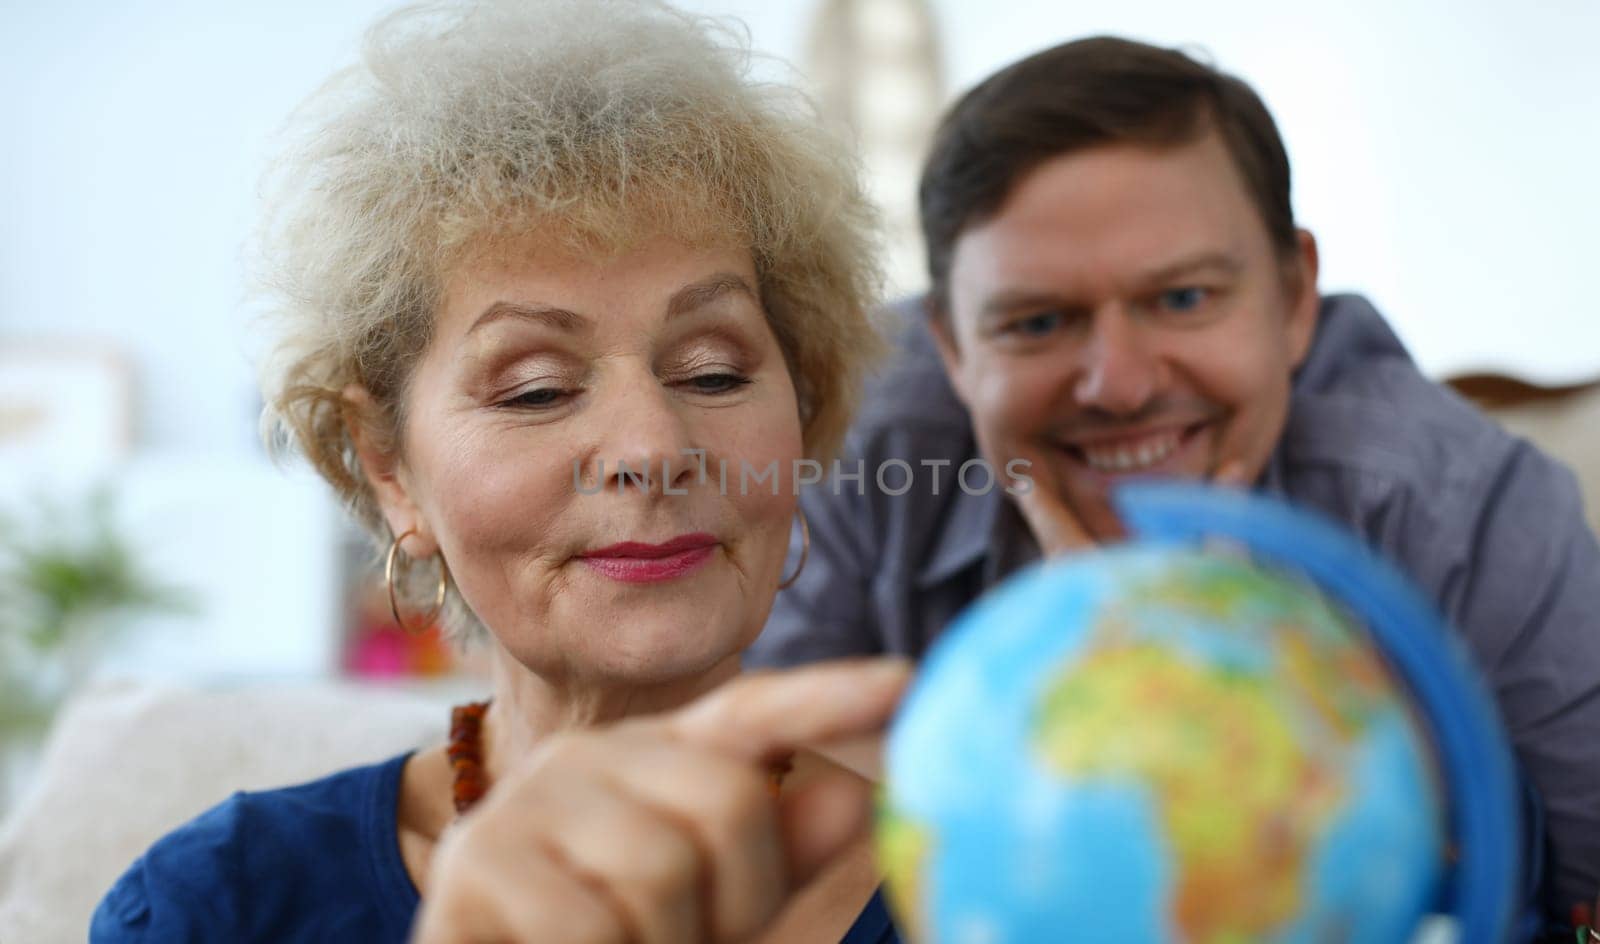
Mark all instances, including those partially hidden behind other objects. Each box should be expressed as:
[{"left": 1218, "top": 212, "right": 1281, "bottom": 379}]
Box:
[
  {"left": 468, "top": 301, "right": 589, "bottom": 336},
  {"left": 465, "top": 272, "right": 756, "bottom": 337},
  {"left": 666, "top": 272, "right": 759, "bottom": 321}
]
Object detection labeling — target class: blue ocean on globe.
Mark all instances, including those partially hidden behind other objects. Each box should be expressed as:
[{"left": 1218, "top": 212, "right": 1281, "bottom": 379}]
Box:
[
  {"left": 883, "top": 483, "right": 1529, "bottom": 940},
  {"left": 877, "top": 485, "right": 1522, "bottom": 944}
]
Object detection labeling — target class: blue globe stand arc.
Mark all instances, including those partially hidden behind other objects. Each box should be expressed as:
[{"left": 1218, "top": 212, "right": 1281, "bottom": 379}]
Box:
[{"left": 1113, "top": 483, "right": 1521, "bottom": 943}]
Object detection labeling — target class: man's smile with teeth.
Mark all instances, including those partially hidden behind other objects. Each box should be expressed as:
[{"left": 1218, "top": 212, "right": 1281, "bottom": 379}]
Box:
[{"left": 1062, "top": 423, "right": 1201, "bottom": 473}]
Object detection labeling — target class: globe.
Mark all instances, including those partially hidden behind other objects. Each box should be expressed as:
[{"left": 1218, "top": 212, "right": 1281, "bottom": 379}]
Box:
[{"left": 877, "top": 485, "right": 1521, "bottom": 944}]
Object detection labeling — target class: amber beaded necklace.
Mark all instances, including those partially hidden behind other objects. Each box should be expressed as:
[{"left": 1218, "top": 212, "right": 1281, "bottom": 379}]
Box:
[
  {"left": 448, "top": 700, "right": 491, "bottom": 814},
  {"left": 448, "top": 700, "right": 792, "bottom": 816}
]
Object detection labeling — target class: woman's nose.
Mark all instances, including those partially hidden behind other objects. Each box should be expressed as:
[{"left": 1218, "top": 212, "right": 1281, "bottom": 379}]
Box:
[
  {"left": 593, "top": 374, "right": 699, "bottom": 494},
  {"left": 1072, "top": 309, "right": 1165, "bottom": 415}
]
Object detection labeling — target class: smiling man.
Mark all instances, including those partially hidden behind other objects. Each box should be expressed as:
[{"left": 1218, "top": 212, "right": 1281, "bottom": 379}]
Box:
[
  {"left": 747, "top": 36, "right": 1600, "bottom": 931},
  {"left": 929, "top": 126, "right": 1311, "bottom": 549}
]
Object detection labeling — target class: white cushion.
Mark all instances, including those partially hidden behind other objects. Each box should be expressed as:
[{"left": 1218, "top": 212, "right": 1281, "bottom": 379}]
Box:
[{"left": 0, "top": 680, "right": 457, "bottom": 943}]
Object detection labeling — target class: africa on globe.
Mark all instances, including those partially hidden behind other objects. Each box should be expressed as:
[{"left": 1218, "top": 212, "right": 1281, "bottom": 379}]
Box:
[{"left": 877, "top": 545, "right": 1446, "bottom": 944}]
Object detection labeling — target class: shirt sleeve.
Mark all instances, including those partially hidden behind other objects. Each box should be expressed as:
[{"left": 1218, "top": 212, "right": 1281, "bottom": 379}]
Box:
[
  {"left": 90, "top": 863, "right": 154, "bottom": 943},
  {"left": 91, "top": 858, "right": 218, "bottom": 944},
  {"left": 88, "top": 802, "right": 245, "bottom": 943},
  {"left": 746, "top": 452, "right": 886, "bottom": 667},
  {"left": 1443, "top": 442, "right": 1600, "bottom": 917}
]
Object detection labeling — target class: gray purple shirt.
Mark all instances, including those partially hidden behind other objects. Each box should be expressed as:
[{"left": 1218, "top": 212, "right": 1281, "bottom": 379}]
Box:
[{"left": 748, "top": 293, "right": 1600, "bottom": 917}]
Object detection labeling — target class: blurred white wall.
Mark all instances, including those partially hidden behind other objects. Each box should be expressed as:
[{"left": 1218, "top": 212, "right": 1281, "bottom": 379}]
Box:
[
  {"left": 5, "top": 0, "right": 1597, "bottom": 454},
  {"left": 2, "top": 0, "right": 1596, "bottom": 679},
  {"left": 1, "top": 0, "right": 397, "bottom": 682},
  {"left": 699, "top": 0, "right": 1600, "bottom": 383},
  {"left": 1, "top": 0, "right": 399, "bottom": 452}
]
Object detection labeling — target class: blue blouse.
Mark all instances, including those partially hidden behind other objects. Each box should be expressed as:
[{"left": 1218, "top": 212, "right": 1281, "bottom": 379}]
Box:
[{"left": 91, "top": 753, "right": 900, "bottom": 942}]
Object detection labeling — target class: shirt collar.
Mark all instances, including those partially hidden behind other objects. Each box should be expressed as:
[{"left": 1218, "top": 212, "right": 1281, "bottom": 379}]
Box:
[
  {"left": 915, "top": 483, "right": 1024, "bottom": 589},
  {"left": 914, "top": 481, "right": 994, "bottom": 589}
]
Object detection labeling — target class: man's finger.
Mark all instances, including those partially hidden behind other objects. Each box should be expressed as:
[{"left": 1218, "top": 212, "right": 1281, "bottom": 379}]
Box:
[
  {"left": 1014, "top": 483, "right": 1094, "bottom": 556},
  {"left": 1006, "top": 450, "right": 1093, "bottom": 556},
  {"left": 1211, "top": 458, "right": 1252, "bottom": 488},
  {"left": 668, "top": 659, "right": 911, "bottom": 764}
]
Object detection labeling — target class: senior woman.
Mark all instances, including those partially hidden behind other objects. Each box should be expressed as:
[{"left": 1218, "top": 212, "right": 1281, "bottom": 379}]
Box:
[{"left": 90, "top": 1, "right": 906, "bottom": 941}]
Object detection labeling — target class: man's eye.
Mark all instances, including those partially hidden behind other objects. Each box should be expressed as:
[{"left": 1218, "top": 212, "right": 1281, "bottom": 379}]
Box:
[
  {"left": 1008, "top": 311, "right": 1064, "bottom": 337},
  {"left": 1159, "top": 287, "right": 1208, "bottom": 312},
  {"left": 684, "top": 372, "right": 751, "bottom": 394}
]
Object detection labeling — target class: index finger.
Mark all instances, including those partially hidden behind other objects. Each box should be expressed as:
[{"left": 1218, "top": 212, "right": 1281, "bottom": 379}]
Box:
[
  {"left": 667, "top": 659, "right": 912, "bottom": 763},
  {"left": 1206, "top": 456, "right": 1250, "bottom": 488},
  {"left": 1006, "top": 450, "right": 1093, "bottom": 556}
]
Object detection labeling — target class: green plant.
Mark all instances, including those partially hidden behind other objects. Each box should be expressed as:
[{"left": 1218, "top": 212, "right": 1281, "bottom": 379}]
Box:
[{"left": 0, "top": 490, "right": 192, "bottom": 739}]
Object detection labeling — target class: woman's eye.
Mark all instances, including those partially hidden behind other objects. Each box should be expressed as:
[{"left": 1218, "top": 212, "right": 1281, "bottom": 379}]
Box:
[
  {"left": 1159, "top": 287, "right": 1208, "bottom": 312},
  {"left": 501, "top": 387, "right": 571, "bottom": 409},
  {"left": 1008, "top": 311, "right": 1064, "bottom": 337},
  {"left": 684, "top": 372, "right": 751, "bottom": 394}
]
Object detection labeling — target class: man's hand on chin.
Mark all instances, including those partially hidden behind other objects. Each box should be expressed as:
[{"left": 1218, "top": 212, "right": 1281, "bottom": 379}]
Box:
[
  {"left": 1005, "top": 449, "right": 1252, "bottom": 558},
  {"left": 1003, "top": 446, "right": 1095, "bottom": 556}
]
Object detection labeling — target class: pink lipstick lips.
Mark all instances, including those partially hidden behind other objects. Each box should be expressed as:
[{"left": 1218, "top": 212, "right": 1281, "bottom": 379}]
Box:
[{"left": 578, "top": 533, "right": 718, "bottom": 584}]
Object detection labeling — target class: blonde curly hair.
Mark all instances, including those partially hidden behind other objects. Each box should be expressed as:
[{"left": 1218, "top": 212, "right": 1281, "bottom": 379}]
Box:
[{"left": 255, "top": 0, "right": 883, "bottom": 634}]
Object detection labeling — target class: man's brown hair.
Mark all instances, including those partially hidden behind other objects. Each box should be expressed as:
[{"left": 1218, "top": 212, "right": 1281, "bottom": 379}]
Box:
[{"left": 919, "top": 35, "right": 1297, "bottom": 314}]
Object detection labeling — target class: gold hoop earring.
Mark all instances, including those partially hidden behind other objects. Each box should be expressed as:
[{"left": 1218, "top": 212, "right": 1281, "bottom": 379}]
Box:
[
  {"left": 386, "top": 527, "right": 449, "bottom": 635},
  {"left": 777, "top": 510, "right": 810, "bottom": 590}
]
